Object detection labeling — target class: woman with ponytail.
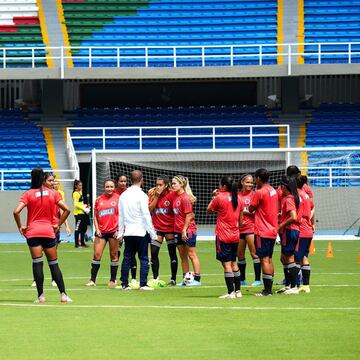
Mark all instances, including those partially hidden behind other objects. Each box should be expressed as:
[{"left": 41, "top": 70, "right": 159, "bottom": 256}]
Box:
[
  {"left": 172, "top": 175, "right": 201, "bottom": 286},
  {"left": 207, "top": 176, "right": 242, "bottom": 299},
  {"left": 276, "top": 175, "right": 304, "bottom": 295}
]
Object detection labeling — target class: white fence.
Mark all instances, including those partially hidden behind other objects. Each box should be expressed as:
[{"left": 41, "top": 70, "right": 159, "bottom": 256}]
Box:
[{"left": 1, "top": 42, "right": 359, "bottom": 77}]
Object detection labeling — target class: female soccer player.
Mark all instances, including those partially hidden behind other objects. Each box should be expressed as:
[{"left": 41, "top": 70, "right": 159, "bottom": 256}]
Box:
[
  {"left": 86, "top": 179, "right": 120, "bottom": 288},
  {"left": 249, "top": 168, "right": 278, "bottom": 296},
  {"left": 148, "top": 175, "right": 178, "bottom": 286},
  {"left": 237, "top": 174, "right": 262, "bottom": 287},
  {"left": 114, "top": 174, "right": 127, "bottom": 196},
  {"left": 276, "top": 176, "right": 303, "bottom": 295},
  {"left": 13, "top": 167, "right": 72, "bottom": 303},
  {"left": 73, "top": 180, "right": 90, "bottom": 248},
  {"left": 295, "top": 175, "right": 314, "bottom": 293},
  {"left": 172, "top": 175, "right": 201, "bottom": 286},
  {"left": 207, "top": 176, "right": 242, "bottom": 299}
]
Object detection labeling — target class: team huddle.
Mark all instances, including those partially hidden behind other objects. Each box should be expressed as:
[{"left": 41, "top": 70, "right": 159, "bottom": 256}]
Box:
[{"left": 13, "top": 165, "right": 314, "bottom": 302}]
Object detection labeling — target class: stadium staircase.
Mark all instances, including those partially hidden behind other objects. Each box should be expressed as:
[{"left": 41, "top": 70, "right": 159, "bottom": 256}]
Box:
[
  {"left": 303, "top": 0, "right": 360, "bottom": 63},
  {"left": 61, "top": 0, "right": 279, "bottom": 67}
]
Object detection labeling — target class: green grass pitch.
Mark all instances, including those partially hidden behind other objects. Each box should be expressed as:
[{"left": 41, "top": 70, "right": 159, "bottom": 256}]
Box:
[{"left": 0, "top": 240, "right": 360, "bottom": 359}]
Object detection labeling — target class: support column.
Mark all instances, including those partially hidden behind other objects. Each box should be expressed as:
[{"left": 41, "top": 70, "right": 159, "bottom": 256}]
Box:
[{"left": 41, "top": 80, "right": 64, "bottom": 116}]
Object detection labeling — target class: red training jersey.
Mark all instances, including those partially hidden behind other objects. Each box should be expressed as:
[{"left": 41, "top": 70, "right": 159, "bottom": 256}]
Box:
[
  {"left": 20, "top": 187, "right": 62, "bottom": 238},
  {"left": 279, "top": 194, "right": 303, "bottom": 231},
  {"left": 150, "top": 190, "right": 176, "bottom": 233},
  {"left": 298, "top": 188, "right": 314, "bottom": 238},
  {"left": 210, "top": 191, "right": 241, "bottom": 243},
  {"left": 114, "top": 187, "right": 127, "bottom": 196},
  {"left": 238, "top": 190, "right": 255, "bottom": 234},
  {"left": 173, "top": 192, "right": 197, "bottom": 235},
  {"left": 94, "top": 193, "right": 120, "bottom": 233},
  {"left": 250, "top": 183, "right": 278, "bottom": 239}
]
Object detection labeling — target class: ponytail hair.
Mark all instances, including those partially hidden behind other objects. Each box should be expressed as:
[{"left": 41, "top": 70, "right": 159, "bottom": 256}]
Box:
[
  {"left": 280, "top": 175, "right": 300, "bottom": 209},
  {"left": 220, "top": 176, "right": 238, "bottom": 210},
  {"left": 173, "top": 175, "right": 197, "bottom": 204}
]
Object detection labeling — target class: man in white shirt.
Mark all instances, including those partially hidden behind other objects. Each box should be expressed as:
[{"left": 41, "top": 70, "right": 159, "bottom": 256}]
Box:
[{"left": 118, "top": 170, "right": 157, "bottom": 291}]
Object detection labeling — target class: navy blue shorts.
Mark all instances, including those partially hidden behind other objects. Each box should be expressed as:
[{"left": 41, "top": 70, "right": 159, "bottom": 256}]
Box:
[
  {"left": 281, "top": 229, "right": 300, "bottom": 256},
  {"left": 240, "top": 232, "right": 254, "bottom": 241},
  {"left": 175, "top": 232, "right": 197, "bottom": 247},
  {"left": 98, "top": 232, "right": 116, "bottom": 241},
  {"left": 26, "top": 237, "right": 57, "bottom": 249},
  {"left": 295, "top": 237, "right": 312, "bottom": 262},
  {"left": 255, "top": 236, "right": 275, "bottom": 258},
  {"left": 216, "top": 238, "right": 239, "bottom": 262}
]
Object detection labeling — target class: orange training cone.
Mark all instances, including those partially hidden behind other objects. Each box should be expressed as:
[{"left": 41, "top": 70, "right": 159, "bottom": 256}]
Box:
[
  {"left": 309, "top": 240, "right": 316, "bottom": 254},
  {"left": 326, "top": 242, "right": 334, "bottom": 258},
  {"left": 358, "top": 255, "right": 360, "bottom": 264}
]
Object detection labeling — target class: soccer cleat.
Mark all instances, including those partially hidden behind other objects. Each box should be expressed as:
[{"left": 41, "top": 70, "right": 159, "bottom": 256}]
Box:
[
  {"left": 121, "top": 285, "right": 131, "bottom": 291},
  {"left": 219, "top": 292, "right": 236, "bottom": 299},
  {"left": 235, "top": 290, "right": 242, "bottom": 298},
  {"left": 240, "top": 280, "right": 248, "bottom": 286},
  {"left": 108, "top": 280, "right": 117, "bottom": 288},
  {"left": 168, "top": 280, "right": 176, "bottom": 286},
  {"left": 251, "top": 280, "right": 262, "bottom": 287},
  {"left": 284, "top": 287, "right": 299, "bottom": 295},
  {"left": 31, "top": 280, "right": 36, "bottom": 287},
  {"left": 34, "top": 294, "right": 46, "bottom": 304},
  {"left": 276, "top": 278, "right": 287, "bottom": 286},
  {"left": 139, "top": 285, "right": 154, "bottom": 291},
  {"left": 298, "top": 285, "right": 311, "bottom": 293},
  {"left": 60, "top": 293, "right": 73, "bottom": 303},
  {"left": 275, "top": 286, "right": 290, "bottom": 294},
  {"left": 186, "top": 280, "right": 202, "bottom": 286},
  {"left": 129, "top": 280, "right": 140, "bottom": 289},
  {"left": 255, "top": 290, "right": 272, "bottom": 297},
  {"left": 85, "top": 280, "right": 96, "bottom": 287},
  {"left": 52, "top": 280, "right": 57, "bottom": 287}
]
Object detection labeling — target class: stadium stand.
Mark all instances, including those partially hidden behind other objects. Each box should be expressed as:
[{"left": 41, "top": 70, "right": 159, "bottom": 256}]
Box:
[
  {"left": 0, "top": 0, "right": 47, "bottom": 67},
  {"left": 0, "top": 110, "right": 51, "bottom": 189},
  {"left": 304, "top": 0, "right": 360, "bottom": 63},
  {"left": 68, "top": 105, "right": 280, "bottom": 150},
  {"left": 305, "top": 103, "right": 360, "bottom": 186},
  {"left": 61, "top": 0, "right": 279, "bottom": 67}
]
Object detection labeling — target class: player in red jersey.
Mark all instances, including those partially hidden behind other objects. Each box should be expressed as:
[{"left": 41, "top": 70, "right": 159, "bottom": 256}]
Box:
[
  {"left": 249, "top": 168, "right": 278, "bottom": 296},
  {"left": 207, "top": 176, "right": 242, "bottom": 299},
  {"left": 237, "top": 174, "right": 262, "bottom": 287},
  {"left": 86, "top": 179, "right": 120, "bottom": 288},
  {"left": 276, "top": 176, "right": 303, "bottom": 295},
  {"left": 148, "top": 175, "right": 178, "bottom": 286},
  {"left": 295, "top": 175, "right": 315, "bottom": 293},
  {"left": 114, "top": 173, "right": 127, "bottom": 196},
  {"left": 13, "top": 167, "right": 72, "bottom": 303},
  {"left": 172, "top": 175, "right": 201, "bottom": 286}
]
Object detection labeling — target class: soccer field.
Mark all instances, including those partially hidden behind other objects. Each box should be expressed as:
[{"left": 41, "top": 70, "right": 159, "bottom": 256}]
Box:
[{"left": 1, "top": 240, "right": 360, "bottom": 360}]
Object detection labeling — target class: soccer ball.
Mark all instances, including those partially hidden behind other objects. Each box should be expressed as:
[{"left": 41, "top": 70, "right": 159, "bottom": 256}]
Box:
[{"left": 183, "top": 271, "right": 195, "bottom": 285}]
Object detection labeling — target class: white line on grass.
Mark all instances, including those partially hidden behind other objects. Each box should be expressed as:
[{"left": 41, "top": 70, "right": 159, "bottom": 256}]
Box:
[{"left": 0, "top": 303, "right": 359, "bottom": 311}]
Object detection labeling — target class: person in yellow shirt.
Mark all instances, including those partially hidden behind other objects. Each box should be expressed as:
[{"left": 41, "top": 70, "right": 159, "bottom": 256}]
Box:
[
  {"left": 53, "top": 179, "right": 71, "bottom": 242},
  {"left": 73, "top": 180, "right": 90, "bottom": 248}
]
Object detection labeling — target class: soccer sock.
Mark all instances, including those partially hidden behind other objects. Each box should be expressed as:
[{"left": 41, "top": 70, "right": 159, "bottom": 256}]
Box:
[
  {"left": 167, "top": 242, "right": 178, "bottom": 281},
  {"left": 301, "top": 264, "right": 311, "bottom": 285},
  {"left": 110, "top": 261, "right": 119, "bottom": 282},
  {"left": 130, "top": 257, "right": 137, "bottom": 280},
  {"left": 296, "top": 263, "right": 302, "bottom": 286},
  {"left": 32, "top": 256, "right": 44, "bottom": 297},
  {"left": 224, "top": 272, "right": 234, "bottom": 294},
  {"left": 150, "top": 242, "right": 161, "bottom": 279},
  {"left": 287, "top": 262, "right": 298, "bottom": 288},
  {"left": 233, "top": 270, "right": 241, "bottom": 291},
  {"left": 262, "top": 273, "right": 273, "bottom": 294},
  {"left": 48, "top": 259, "right": 65, "bottom": 294},
  {"left": 74, "top": 231, "right": 79, "bottom": 246},
  {"left": 194, "top": 273, "right": 201, "bottom": 282},
  {"left": 253, "top": 258, "right": 261, "bottom": 281},
  {"left": 237, "top": 258, "right": 246, "bottom": 281},
  {"left": 90, "top": 259, "right": 101, "bottom": 282},
  {"left": 80, "top": 232, "right": 86, "bottom": 246},
  {"left": 283, "top": 264, "right": 291, "bottom": 286}
]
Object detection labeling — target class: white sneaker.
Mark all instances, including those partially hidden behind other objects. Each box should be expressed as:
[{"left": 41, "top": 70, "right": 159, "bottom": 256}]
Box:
[
  {"left": 235, "top": 290, "right": 242, "bottom": 298},
  {"left": 60, "top": 293, "right": 73, "bottom": 303},
  {"left": 219, "top": 292, "right": 235, "bottom": 299},
  {"left": 85, "top": 280, "right": 96, "bottom": 287},
  {"left": 284, "top": 287, "right": 299, "bottom": 295},
  {"left": 139, "top": 285, "right": 154, "bottom": 291},
  {"left": 298, "top": 285, "right": 310, "bottom": 293},
  {"left": 276, "top": 286, "right": 290, "bottom": 294},
  {"left": 52, "top": 280, "right": 57, "bottom": 287},
  {"left": 31, "top": 280, "right": 36, "bottom": 287},
  {"left": 121, "top": 285, "right": 131, "bottom": 291},
  {"left": 34, "top": 294, "right": 46, "bottom": 304}
]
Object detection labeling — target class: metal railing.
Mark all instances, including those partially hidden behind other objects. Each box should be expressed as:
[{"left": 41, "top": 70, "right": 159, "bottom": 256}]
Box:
[
  {"left": 0, "top": 42, "right": 359, "bottom": 77},
  {"left": 69, "top": 124, "right": 290, "bottom": 151}
]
